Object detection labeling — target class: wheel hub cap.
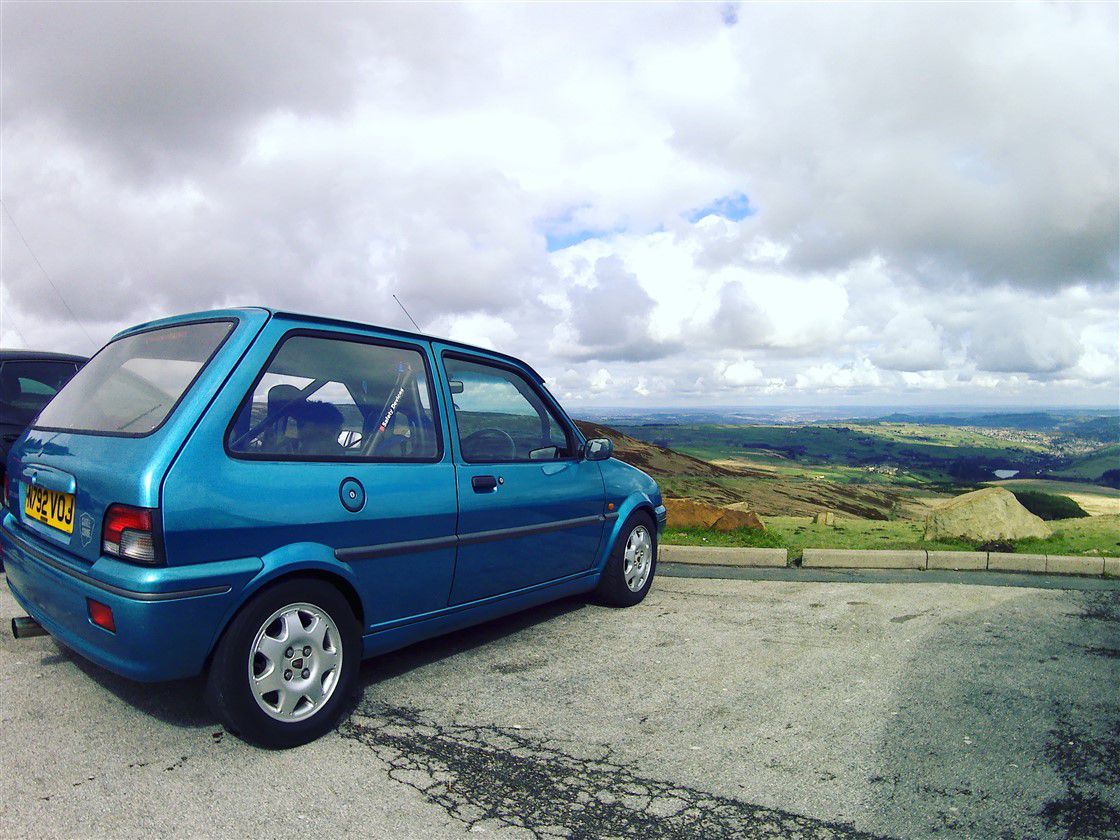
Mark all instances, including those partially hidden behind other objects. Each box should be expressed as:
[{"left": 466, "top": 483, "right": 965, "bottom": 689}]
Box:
[
  {"left": 248, "top": 603, "right": 342, "bottom": 722},
  {"left": 622, "top": 525, "right": 653, "bottom": 592}
]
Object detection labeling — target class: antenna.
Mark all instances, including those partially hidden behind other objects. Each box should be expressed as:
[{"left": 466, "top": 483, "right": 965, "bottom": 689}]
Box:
[
  {"left": 1, "top": 199, "right": 97, "bottom": 348},
  {"left": 393, "top": 294, "right": 421, "bottom": 331}
]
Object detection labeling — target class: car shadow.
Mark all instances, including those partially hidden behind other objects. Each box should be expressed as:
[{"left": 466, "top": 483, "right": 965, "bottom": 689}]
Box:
[
  {"left": 51, "top": 594, "right": 590, "bottom": 732},
  {"left": 354, "top": 595, "right": 589, "bottom": 687},
  {"left": 58, "top": 644, "right": 216, "bottom": 729}
]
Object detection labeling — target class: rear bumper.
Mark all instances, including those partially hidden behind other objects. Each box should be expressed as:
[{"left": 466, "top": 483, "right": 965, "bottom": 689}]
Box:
[{"left": 2, "top": 512, "right": 260, "bottom": 682}]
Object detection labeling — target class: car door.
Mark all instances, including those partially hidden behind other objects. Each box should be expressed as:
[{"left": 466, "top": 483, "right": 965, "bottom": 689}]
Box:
[
  {"left": 165, "top": 326, "right": 459, "bottom": 630},
  {"left": 437, "top": 348, "right": 607, "bottom": 605}
]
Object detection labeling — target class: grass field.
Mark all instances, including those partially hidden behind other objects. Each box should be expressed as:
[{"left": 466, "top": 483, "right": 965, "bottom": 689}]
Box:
[
  {"left": 616, "top": 421, "right": 1057, "bottom": 483},
  {"left": 661, "top": 514, "right": 1120, "bottom": 559},
  {"left": 1047, "top": 443, "right": 1120, "bottom": 480},
  {"left": 855, "top": 421, "right": 1051, "bottom": 452},
  {"left": 709, "top": 455, "right": 934, "bottom": 488},
  {"left": 591, "top": 416, "right": 1120, "bottom": 558},
  {"left": 990, "top": 478, "right": 1120, "bottom": 516}
]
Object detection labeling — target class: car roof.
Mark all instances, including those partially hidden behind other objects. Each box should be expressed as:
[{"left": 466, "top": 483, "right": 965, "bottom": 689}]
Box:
[
  {"left": 114, "top": 307, "right": 548, "bottom": 383},
  {"left": 0, "top": 349, "right": 87, "bottom": 364}
]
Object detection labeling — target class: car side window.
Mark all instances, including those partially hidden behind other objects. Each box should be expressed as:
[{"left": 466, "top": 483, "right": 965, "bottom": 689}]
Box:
[
  {"left": 228, "top": 334, "right": 440, "bottom": 461},
  {"left": 443, "top": 356, "right": 573, "bottom": 463}
]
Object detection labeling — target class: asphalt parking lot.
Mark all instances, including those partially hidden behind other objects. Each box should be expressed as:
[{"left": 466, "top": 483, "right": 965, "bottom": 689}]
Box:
[{"left": 1, "top": 572, "right": 1118, "bottom": 839}]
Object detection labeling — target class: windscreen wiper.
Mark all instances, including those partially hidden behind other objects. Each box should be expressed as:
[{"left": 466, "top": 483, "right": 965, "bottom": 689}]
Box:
[{"left": 115, "top": 402, "right": 165, "bottom": 431}]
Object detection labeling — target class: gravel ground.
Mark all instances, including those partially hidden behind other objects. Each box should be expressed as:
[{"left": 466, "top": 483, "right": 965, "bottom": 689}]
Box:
[{"left": 1, "top": 572, "right": 1117, "bottom": 839}]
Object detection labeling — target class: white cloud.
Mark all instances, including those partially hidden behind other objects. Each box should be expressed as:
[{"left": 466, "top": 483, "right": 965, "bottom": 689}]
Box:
[
  {"left": 968, "top": 312, "right": 1081, "bottom": 375},
  {"left": 716, "top": 357, "right": 765, "bottom": 388},
  {"left": 795, "top": 358, "right": 884, "bottom": 392},
  {"left": 871, "top": 312, "right": 946, "bottom": 372},
  {"left": 434, "top": 313, "right": 517, "bottom": 352},
  {"left": 589, "top": 369, "right": 614, "bottom": 393},
  {"left": 0, "top": 3, "right": 1115, "bottom": 407}
]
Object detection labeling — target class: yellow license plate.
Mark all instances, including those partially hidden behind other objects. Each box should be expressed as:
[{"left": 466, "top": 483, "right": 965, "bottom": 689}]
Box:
[{"left": 23, "top": 484, "right": 76, "bottom": 534}]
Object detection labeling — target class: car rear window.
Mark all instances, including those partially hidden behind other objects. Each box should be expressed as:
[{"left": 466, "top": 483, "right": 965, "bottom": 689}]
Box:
[
  {"left": 34, "top": 321, "right": 234, "bottom": 436},
  {"left": 0, "top": 361, "right": 80, "bottom": 426}
]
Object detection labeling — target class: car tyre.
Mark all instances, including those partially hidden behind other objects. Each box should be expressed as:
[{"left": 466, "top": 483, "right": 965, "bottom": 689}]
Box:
[
  {"left": 594, "top": 511, "right": 657, "bottom": 607},
  {"left": 205, "top": 577, "right": 360, "bottom": 749}
]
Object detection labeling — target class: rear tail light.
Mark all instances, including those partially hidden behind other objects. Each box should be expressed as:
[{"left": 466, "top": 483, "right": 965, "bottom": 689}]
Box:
[
  {"left": 87, "top": 598, "right": 116, "bottom": 632},
  {"left": 102, "top": 504, "right": 163, "bottom": 565}
]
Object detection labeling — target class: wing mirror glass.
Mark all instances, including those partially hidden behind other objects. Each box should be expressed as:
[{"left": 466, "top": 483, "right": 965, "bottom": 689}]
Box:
[
  {"left": 584, "top": 438, "right": 613, "bottom": 461},
  {"left": 449, "top": 380, "right": 464, "bottom": 394}
]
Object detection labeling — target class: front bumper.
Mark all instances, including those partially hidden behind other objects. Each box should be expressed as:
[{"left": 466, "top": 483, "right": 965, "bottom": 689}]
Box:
[
  {"left": 654, "top": 504, "right": 667, "bottom": 536},
  {"left": 2, "top": 512, "right": 260, "bottom": 682}
]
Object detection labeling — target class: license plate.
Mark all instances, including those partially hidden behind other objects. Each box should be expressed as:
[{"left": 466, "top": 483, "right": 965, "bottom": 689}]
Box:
[{"left": 23, "top": 484, "right": 76, "bottom": 534}]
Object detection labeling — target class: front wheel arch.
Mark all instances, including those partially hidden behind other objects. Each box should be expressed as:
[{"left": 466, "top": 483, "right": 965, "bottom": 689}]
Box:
[
  {"left": 594, "top": 509, "right": 658, "bottom": 607},
  {"left": 597, "top": 498, "right": 659, "bottom": 574}
]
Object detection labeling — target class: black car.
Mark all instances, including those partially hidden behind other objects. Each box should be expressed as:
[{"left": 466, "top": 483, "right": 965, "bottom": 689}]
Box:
[{"left": 0, "top": 349, "right": 86, "bottom": 481}]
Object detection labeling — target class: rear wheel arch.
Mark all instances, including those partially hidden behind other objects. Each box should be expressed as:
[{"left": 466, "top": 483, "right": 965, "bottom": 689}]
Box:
[
  {"left": 205, "top": 568, "right": 365, "bottom": 671},
  {"left": 204, "top": 575, "right": 362, "bottom": 747},
  {"left": 298, "top": 570, "right": 364, "bottom": 630}
]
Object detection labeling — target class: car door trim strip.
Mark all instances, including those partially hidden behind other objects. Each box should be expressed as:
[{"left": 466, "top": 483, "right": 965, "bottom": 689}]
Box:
[{"left": 336, "top": 512, "right": 619, "bottom": 563}]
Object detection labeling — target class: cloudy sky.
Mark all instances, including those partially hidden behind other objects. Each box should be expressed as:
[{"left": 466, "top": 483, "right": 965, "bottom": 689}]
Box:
[{"left": 1, "top": 2, "right": 1117, "bottom": 408}]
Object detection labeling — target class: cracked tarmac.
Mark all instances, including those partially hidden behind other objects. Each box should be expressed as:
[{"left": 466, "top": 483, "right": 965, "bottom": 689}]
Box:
[
  {"left": 1, "top": 575, "right": 1117, "bottom": 838},
  {"left": 339, "top": 704, "right": 880, "bottom": 839}
]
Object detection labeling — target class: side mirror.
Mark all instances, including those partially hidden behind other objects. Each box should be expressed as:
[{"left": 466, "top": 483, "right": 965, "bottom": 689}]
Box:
[
  {"left": 584, "top": 438, "right": 613, "bottom": 461},
  {"left": 449, "top": 380, "right": 464, "bottom": 395}
]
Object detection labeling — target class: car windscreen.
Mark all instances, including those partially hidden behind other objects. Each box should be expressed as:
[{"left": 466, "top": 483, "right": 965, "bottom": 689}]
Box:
[
  {"left": 0, "top": 361, "right": 79, "bottom": 426},
  {"left": 34, "top": 321, "right": 234, "bottom": 436}
]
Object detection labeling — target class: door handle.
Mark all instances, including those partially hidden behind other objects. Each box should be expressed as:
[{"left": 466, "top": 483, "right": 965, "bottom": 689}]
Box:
[{"left": 471, "top": 475, "right": 498, "bottom": 493}]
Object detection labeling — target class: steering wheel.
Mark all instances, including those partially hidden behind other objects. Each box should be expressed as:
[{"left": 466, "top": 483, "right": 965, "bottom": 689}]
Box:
[{"left": 462, "top": 428, "right": 516, "bottom": 461}]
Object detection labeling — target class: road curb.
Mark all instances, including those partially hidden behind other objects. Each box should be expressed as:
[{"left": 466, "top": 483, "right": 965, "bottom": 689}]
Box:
[
  {"left": 1045, "top": 555, "right": 1106, "bottom": 577},
  {"left": 802, "top": 548, "right": 926, "bottom": 570},
  {"left": 663, "top": 545, "right": 1119, "bottom": 578},
  {"left": 657, "top": 563, "right": 1120, "bottom": 591},
  {"left": 987, "top": 552, "right": 1046, "bottom": 573},
  {"left": 927, "top": 550, "right": 986, "bottom": 571},
  {"left": 658, "top": 544, "right": 787, "bottom": 567}
]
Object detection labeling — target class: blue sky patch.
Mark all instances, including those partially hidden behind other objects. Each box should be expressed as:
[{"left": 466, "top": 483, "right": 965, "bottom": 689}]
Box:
[
  {"left": 541, "top": 206, "right": 625, "bottom": 251},
  {"left": 545, "top": 228, "right": 611, "bottom": 251},
  {"left": 686, "top": 192, "right": 755, "bottom": 223}
]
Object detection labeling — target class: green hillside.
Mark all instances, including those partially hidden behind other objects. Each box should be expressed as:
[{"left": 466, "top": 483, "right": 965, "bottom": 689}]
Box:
[
  {"left": 1048, "top": 444, "right": 1120, "bottom": 481},
  {"left": 664, "top": 514, "right": 1120, "bottom": 559},
  {"left": 615, "top": 422, "right": 1052, "bottom": 483}
]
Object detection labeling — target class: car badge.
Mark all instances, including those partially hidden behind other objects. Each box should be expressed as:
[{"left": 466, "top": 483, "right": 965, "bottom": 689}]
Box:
[{"left": 79, "top": 512, "right": 95, "bottom": 548}]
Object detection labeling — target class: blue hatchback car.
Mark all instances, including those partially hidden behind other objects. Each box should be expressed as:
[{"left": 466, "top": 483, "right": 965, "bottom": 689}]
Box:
[{"left": 2, "top": 308, "right": 665, "bottom": 747}]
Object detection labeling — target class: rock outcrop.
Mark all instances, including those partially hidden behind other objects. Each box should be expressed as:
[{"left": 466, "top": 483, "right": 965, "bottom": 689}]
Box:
[
  {"left": 923, "top": 487, "right": 1051, "bottom": 542},
  {"left": 665, "top": 498, "right": 766, "bottom": 532}
]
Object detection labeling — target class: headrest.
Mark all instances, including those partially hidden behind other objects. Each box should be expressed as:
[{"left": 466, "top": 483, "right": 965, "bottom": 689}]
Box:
[
  {"left": 293, "top": 400, "right": 344, "bottom": 428},
  {"left": 266, "top": 383, "right": 302, "bottom": 412}
]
